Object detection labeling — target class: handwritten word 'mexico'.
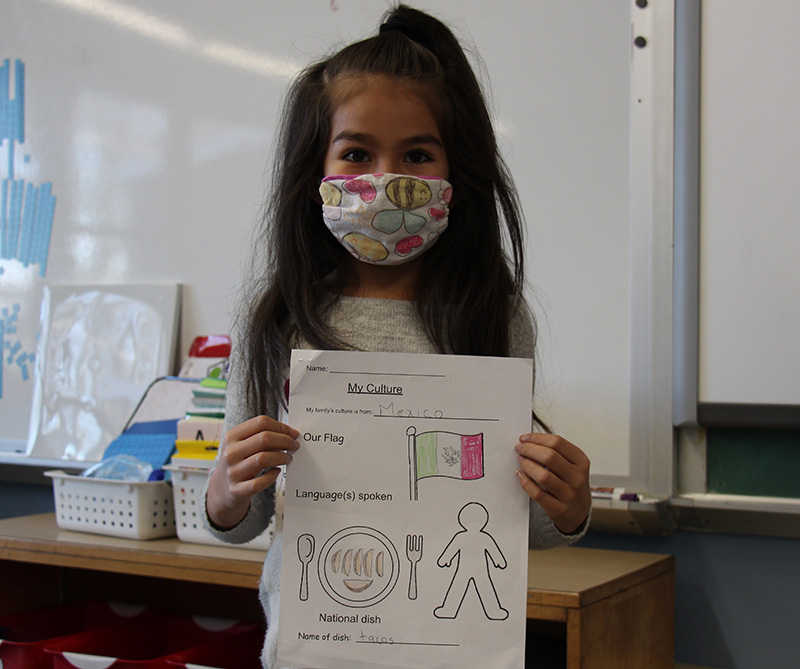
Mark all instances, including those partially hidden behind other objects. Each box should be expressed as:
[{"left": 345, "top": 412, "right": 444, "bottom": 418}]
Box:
[{"left": 378, "top": 402, "right": 444, "bottom": 419}]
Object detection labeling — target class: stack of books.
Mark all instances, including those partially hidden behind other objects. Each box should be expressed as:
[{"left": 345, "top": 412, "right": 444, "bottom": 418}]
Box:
[
  {"left": 187, "top": 375, "right": 227, "bottom": 418},
  {"left": 170, "top": 373, "right": 227, "bottom": 470}
]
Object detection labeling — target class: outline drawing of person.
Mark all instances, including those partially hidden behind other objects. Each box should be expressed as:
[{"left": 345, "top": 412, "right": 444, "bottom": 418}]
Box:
[{"left": 434, "top": 502, "right": 509, "bottom": 621}]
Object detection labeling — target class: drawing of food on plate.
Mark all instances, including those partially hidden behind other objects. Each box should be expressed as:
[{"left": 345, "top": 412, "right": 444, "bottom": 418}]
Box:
[{"left": 318, "top": 526, "right": 399, "bottom": 607}]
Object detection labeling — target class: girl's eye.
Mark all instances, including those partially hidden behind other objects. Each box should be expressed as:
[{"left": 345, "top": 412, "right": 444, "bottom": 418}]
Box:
[
  {"left": 406, "top": 150, "right": 432, "bottom": 164},
  {"left": 342, "top": 149, "right": 370, "bottom": 163}
]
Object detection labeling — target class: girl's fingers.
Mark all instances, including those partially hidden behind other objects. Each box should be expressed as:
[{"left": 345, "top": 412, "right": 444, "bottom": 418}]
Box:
[
  {"left": 207, "top": 416, "right": 301, "bottom": 529},
  {"left": 515, "top": 433, "right": 591, "bottom": 534},
  {"left": 214, "top": 415, "right": 303, "bottom": 498},
  {"left": 228, "top": 447, "right": 292, "bottom": 483},
  {"left": 233, "top": 462, "right": 284, "bottom": 498},
  {"left": 516, "top": 454, "right": 570, "bottom": 498},
  {"left": 235, "top": 428, "right": 300, "bottom": 462},
  {"left": 516, "top": 469, "right": 557, "bottom": 505},
  {"left": 515, "top": 434, "right": 589, "bottom": 485},
  {"left": 226, "top": 415, "right": 300, "bottom": 446},
  {"left": 518, "top": 432, "right": 588, "bottom": 465},
  {"left": 221, "top": 416, "right": 301, "bottom": 465}
]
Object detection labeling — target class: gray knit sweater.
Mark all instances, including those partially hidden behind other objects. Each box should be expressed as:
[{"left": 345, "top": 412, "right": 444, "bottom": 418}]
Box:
[{"left": 205, "top": 295, "right": 587, "bottom": 668}]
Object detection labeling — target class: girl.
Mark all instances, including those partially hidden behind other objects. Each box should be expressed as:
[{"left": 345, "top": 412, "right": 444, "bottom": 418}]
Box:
[{"left": 205, "top": 5, "right": 591, "bottom": 667}]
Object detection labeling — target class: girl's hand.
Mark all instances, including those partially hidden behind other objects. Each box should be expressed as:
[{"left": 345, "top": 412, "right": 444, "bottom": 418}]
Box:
[
  {"left": 515, "top": 433, "right": 591, "bottom": 535},
  {"left": 206, "top": 416, "right": 300, "bottom": 530}
]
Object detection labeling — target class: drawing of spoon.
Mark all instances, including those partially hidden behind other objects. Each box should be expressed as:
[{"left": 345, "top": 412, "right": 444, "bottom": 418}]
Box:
[{"left": 298, "top": 533, "right": 315, "bottom": 601}]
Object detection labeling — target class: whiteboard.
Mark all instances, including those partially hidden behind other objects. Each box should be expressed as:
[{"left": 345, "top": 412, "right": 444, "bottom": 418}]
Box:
[
  {"left": 698, "top": 1, "right": 800, "bottom": 412},
  {"left": 0, "top": 0, "right": 671, "bottom": 490}
]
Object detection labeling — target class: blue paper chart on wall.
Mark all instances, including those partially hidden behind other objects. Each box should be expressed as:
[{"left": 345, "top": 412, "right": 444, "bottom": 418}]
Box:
[{"left": 1, "top": 58, "right": 58, "bottom": 449}]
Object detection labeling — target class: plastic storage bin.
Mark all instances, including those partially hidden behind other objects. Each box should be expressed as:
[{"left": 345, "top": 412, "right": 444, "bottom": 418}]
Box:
[
  {"left": 46, "top": 470, "right": 176, "bottom": 540},
  {"left": 164, "top": 623, "right": 263, "bottom": 668},
  {"left": 43, "top": 614, "right": 250, "bottom": 668},
  {"left": 164, "top": 466, "right": 273, "bottom": 550},
  {"left": 0, "top": 600, "right": 151, "bottom": 669}
]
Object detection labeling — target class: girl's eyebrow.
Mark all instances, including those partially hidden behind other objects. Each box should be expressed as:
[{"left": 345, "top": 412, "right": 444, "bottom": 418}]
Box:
[
  {"left": 330, "top": 131, "right": 443, "bottom": 149},
  {"left": 399, "top": 134, "right": 444, "bottom": 149},
  {"left": 330, "top": 131, "right": 373, "bottom": 145}
]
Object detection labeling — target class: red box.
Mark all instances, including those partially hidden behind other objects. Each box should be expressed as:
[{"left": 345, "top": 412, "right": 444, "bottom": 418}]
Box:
[
  {"left": 187, "top": 336, "right": 231, "bottom": 359},
  {"left": 164, "top": 623, "right": 263, "bottom": 668},
  {"left": 44, "top": 614, "right": 251, "bottom": 668},
  {"left": 0, "top": 600, "right": 152, "bottom": 669}
]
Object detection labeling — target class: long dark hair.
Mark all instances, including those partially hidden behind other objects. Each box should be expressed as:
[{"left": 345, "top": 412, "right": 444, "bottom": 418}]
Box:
[{"left": 240, "top": 4, "right": 531, "bottom": 417}]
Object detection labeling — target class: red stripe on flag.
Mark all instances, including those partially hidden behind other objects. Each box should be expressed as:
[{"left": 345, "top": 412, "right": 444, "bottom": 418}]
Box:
[{"left": 460, "top": 434, "right": 483, "bottom": 480}]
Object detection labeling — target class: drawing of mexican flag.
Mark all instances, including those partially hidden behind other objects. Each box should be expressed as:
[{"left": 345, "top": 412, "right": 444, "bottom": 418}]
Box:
[{"left": 407, "top": 426, "right": 484, "bottom": 500}]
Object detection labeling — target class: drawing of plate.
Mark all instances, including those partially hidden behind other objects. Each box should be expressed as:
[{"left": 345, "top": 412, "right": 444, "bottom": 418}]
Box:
[{"left": 317, "top": 526, "right": 399, "bottom": 608}]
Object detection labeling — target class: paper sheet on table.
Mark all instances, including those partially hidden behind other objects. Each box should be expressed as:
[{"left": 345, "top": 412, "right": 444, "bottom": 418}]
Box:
[{"left": 277, "top": 350, "right": 533, "bottom": 669}]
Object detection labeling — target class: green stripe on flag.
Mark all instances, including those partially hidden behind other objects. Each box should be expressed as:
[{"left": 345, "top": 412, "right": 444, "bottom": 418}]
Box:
[{"left": 416, "top": 432, "right": 439, "bottom": 478}]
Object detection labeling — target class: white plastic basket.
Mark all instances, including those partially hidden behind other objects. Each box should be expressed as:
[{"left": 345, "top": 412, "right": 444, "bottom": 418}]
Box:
[
  {"left": 165, "top": 465, "right": 273, "bottom": 551},
  {"left": 45, "top": 470, "right": 176, "bottom": 540}
]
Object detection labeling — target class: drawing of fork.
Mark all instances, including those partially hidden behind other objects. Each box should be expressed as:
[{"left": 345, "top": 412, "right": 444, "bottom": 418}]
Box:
[{"left": 406, "top": 534, "right": 423, "bottom": 600}]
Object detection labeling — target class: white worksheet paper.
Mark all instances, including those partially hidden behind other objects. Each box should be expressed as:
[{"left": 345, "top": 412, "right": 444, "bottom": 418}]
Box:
[{"left": 277, "top": 350, "right": 533, "bottom": 669}]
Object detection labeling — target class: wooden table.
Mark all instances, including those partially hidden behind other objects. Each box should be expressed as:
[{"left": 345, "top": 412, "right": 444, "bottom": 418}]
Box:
[
  {"left": 0, "top": 514, "right": 673, "bottom": 667},
  {"left": 0, "top": 513, "right": 267, "bottom": 622},
  {"left": 528, "top": 546, "right": 674, "bottom": 667}
]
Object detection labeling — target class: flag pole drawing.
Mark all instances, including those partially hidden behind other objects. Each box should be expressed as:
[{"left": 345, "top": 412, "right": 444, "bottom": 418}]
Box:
[{"left": 407, "top": 425, "right": 484, "bottom": 501}]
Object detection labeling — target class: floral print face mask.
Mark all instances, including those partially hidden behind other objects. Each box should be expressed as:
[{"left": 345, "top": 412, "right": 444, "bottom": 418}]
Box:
[{"left": 320, "top": 173, "right": 452, "bottom": 265}]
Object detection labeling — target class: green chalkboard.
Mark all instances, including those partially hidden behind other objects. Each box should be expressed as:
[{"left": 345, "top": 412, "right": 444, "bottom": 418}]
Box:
[{"left": 707, "top": 428, "right": 800, "bottom": 498}]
